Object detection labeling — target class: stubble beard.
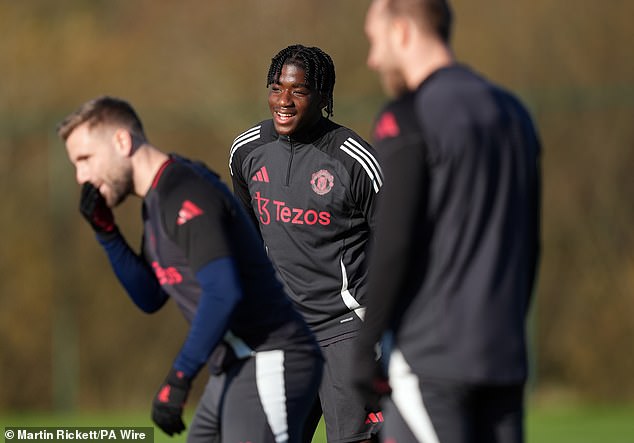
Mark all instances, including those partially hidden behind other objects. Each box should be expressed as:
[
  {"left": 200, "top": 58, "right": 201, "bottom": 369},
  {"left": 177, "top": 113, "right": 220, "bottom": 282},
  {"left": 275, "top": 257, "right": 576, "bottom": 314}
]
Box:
[
  {"left": 380, "top": 68, "right": 409, "bottom": 98},
  {"left": 106, "top": 164, "right": 134, "bottom": 208}
]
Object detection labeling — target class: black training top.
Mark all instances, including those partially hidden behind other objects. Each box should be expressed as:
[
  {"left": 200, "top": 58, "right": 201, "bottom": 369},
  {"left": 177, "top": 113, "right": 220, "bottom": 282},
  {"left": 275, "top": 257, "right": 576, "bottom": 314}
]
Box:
[
  {"left": 230, "top": 118, "right": 382, "bottom": 343},
  {"left": 140, "top": 156, "right": 318, "bottom": 375},
  {"left": 359, "top": 65, "right": 541, "bottom": 383}
]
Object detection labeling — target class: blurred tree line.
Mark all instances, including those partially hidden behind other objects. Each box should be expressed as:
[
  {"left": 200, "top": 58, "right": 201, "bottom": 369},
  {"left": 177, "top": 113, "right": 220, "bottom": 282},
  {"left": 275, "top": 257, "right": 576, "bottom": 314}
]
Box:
[{"left": 1, "top": 0, "right": 632, "bottom": 412}]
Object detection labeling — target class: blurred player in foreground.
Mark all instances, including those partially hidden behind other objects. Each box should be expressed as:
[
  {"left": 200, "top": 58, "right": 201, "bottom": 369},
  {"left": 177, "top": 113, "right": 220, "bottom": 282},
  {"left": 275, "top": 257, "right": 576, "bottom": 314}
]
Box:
[
  {"left": 57, "top": 96, "right": 323, "bottom": 443},
  {"left": 354, "top": 0, "right": 541, "bottom": 442},
  {"left": 229, "top": 45, "right": 383, "bottom": 442}
]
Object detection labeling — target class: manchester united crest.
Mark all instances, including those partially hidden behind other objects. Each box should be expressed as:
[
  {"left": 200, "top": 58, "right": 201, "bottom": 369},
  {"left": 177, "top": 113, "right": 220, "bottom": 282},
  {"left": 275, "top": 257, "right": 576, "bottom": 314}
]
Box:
[{"left": 310, "top": 169, "right": 334, "bottom": 195}]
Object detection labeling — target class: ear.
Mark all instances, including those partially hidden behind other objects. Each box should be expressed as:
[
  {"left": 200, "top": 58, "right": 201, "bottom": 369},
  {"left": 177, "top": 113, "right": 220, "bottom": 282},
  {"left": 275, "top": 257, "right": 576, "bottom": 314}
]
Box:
[
  {"left": 112, "top": 128, "right": 133, "bottom": 157},
  {"left": 391, "top": 15, "right": 411, "bottom": 48}
]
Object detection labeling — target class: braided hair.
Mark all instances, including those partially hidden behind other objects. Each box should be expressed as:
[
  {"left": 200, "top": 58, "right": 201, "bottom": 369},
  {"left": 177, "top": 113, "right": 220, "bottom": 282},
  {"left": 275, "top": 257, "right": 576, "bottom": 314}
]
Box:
[{"left": 266, "top": 44, "right": 336, "bottom": 117}]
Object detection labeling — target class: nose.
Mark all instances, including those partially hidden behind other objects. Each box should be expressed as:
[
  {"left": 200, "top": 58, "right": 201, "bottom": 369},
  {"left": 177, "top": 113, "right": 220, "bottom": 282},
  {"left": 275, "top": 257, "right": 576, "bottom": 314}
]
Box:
[
  {"left": 278, "top": 89, "right": 293, "bottom": 107},
  {"left": 75, "top": 163, "right": 90, "bottom": 185}
]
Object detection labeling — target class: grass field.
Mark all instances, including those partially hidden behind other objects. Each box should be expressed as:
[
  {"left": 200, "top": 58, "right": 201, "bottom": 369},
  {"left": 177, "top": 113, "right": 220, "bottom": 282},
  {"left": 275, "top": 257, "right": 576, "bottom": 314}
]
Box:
[
  {"left": 525, "top": 404, "right": 634, "bottom": 443},
  {"left": 2, "top": 404, "right": 634, "bottom": 442}
]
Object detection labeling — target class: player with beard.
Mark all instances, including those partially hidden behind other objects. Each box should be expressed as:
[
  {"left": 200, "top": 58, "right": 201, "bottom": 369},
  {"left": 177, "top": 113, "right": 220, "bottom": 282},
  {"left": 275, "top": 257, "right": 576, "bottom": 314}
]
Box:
[
  {"left": 58, "top": 96, "right": 323, "bottom": 443},
  {"left": 354, "top": 1, "right": 542, "bottom": 442}
]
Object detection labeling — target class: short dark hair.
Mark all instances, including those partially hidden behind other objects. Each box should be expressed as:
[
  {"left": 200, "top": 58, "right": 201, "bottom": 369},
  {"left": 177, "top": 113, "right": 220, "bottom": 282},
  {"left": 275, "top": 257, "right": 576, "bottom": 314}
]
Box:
[
  {"left": 57, "top": 96, "right": 146, "bottom": 141},
  {"left": 385, "top": 0, "right": 453, "bottom": 43},
  {"left": 266, "top": 44, "right": 336, "bottom": 117}
]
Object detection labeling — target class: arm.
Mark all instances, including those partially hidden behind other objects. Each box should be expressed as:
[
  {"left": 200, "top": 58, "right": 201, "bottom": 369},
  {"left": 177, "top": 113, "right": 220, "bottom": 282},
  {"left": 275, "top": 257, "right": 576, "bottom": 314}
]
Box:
[
  {"left": 230, "top": 147, "right": 261, "bottom": 230},
  {"left": 150, "top": 258, "right": 243, "bottom": 437},
  {"left": 172, "top": 256, "right": 243, "bottom": 378},
  {"left": 151, "top": 173, "right": 244, "bottom": 436},
  {"left": 97, "top": 231, "right": 169, "bottom": 313},
  {"left": 345, "top": 136, "right": 384, "bottom": 230},
  {"left": 354, "top": 95, "right": 428, "bottom": 400},
  {"left": 357, "top": 135, "right": 427, "bottom": 357},
  {"left": 80, "top": 183, "right": 168, "bottom": 312}
]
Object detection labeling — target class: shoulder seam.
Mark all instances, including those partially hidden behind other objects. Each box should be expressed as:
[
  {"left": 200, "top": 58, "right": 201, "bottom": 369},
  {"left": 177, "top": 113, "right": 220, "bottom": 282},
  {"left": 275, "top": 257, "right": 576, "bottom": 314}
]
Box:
[
  {"left": 229, "top": 124, "right": 263, "bottom": 175},
  {"left": 339, "top": 137, "right": 384, "bottom": 193}
]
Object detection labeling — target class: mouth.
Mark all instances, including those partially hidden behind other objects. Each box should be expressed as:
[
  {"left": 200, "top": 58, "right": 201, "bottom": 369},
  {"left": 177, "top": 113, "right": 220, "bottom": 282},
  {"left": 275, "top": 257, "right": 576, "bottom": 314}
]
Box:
[{"left": 274, "top": 110, "right": 296, "bottom": 123}]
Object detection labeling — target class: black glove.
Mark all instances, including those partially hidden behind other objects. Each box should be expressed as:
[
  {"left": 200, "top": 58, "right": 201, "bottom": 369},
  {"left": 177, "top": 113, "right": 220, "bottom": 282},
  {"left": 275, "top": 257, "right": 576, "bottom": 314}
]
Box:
[
  {"left": 79, "top": 183, "right": 115, "bottom": 233},
  {"left": 151, "top": 368, "right": 191, "bottom": 436},
  {"left": 353, "top": 356, "right": 391, "bottom": 413}
]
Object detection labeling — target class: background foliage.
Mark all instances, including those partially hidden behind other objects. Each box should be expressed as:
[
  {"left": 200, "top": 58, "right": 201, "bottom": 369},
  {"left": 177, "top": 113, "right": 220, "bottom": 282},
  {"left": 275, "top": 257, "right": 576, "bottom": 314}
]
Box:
[{"left": 1, "top": 0, "right": 633, "bottom": 412}]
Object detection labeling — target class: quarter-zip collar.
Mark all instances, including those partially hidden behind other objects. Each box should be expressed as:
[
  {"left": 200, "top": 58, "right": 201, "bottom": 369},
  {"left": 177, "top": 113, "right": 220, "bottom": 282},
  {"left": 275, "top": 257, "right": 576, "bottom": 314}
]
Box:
[
  {"left": 274, "top": 117, "right": 335, "bottom": 186},
  {"left": 273, "top": 117, "right": 337, "bottom": 186},
  {"left": 275, "top": 117, "right": 334, "bottom": 146}
]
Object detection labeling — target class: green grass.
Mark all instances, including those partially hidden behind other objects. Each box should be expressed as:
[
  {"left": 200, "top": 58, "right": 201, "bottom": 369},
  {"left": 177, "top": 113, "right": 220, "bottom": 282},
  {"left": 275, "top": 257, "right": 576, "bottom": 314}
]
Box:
[
  {"left": 2, "top": 405, "right": 633, "bottom": 442},
  {"left": 526, "top": 404, "right": 634, "bottom": 443}
]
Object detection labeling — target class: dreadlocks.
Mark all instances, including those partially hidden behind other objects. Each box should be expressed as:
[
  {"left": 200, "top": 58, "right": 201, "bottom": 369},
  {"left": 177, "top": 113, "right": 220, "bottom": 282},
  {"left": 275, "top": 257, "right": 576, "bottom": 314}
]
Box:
[{"left": 267, "top": 44, "right": 336, "bottom": 118}]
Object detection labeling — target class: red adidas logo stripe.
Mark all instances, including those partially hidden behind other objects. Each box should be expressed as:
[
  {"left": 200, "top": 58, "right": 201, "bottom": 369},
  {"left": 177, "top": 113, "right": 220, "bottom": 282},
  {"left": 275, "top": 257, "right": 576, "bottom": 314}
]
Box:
[
  {"left": 177, "top": 200, "right": 204, "bottom": 225},
  {"left": 158, "top": 385, "right": 171, "bottom": 403},
  {"left": 252, "top": 166, "right": 270, "bottom": 183},
  {"left": 374, "top": 111, "right": 400, "bottom": 140},
  {"left": 365, "top": 411, "right": 384, "bottom": 424}
]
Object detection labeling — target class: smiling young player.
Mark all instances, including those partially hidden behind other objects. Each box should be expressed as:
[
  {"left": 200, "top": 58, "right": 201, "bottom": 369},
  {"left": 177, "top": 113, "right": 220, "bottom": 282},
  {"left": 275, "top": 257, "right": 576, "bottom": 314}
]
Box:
[{"left": 229, "top": 45, "right": 383, "bottom": 443}]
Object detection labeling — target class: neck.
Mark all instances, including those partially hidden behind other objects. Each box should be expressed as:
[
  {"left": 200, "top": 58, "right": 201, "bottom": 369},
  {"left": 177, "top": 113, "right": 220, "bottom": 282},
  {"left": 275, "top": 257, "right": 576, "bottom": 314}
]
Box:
[
  {"left": 287, "top": 117, "right": 328, "bottom": 143},
  {"left": 405, "top": 41, "right": 454, "bottom": 90},
  {"left": 130, "top": 144, "right": 170, "bottom": 198}
]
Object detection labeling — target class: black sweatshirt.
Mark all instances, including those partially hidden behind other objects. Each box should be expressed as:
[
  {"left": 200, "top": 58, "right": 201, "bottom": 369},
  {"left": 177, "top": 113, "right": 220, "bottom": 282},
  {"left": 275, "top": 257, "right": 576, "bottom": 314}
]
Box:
[
  {"left": 230, "top": 118, "right": 382, "bottom": 343},
  {"left": 359, "top": 65, "right": 541, "bottom": 383}
]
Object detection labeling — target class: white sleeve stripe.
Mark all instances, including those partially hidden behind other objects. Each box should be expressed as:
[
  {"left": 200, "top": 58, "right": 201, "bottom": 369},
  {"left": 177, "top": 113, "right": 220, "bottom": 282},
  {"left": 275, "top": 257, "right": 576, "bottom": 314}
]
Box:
[
  {"left": 345, "top": 137, "right": 383, "bottom": 180},
  {"left": 340, "top": 143, "right": 381, "bottom": 193},
  {"left": 230, "top": 132, "right": 260, "bottom": 158},
  {"left": 342, "top": 138, "right": 384, "bottom": 188},
  {"left": 229, "top": 128, "right": 261, "bottom": 175},
  {"left": 230, "top": 126, "right": 261, "bottom": 156},
  {"left": 232, "top": 125, "right": 261, "bottom": 145}
]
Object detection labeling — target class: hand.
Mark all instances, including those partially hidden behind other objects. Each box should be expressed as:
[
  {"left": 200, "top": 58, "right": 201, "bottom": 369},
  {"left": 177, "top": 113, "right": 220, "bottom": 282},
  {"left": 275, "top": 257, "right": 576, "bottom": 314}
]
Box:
[
  {"left": 151, "top": 368, "right": 191, "bottom": 436},
  {"left": 79, "top": 183, "right": 115, "bottom": 233},
  {"left": 353, "top": 357, "right": 391, "bottom": 413}
]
